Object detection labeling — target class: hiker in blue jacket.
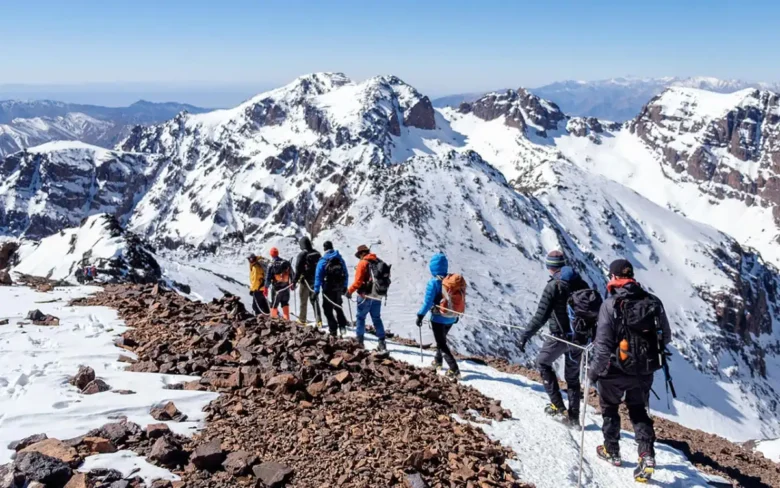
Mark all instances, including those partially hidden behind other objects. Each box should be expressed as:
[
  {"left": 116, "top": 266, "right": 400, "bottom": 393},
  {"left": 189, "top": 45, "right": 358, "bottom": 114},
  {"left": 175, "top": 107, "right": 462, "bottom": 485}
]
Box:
[
  {"left": 313, "top": 241, "right": 350, "bottom": 337},
  {"left": 416, "top": 252, "right": 460, "bottom": 378}
]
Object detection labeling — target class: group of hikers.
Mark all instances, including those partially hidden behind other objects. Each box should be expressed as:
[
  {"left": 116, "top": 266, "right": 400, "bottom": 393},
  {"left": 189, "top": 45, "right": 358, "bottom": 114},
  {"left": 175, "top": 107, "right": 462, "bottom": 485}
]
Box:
[{"left": 248, "top": 242, "right": 672, "bottom": 482}]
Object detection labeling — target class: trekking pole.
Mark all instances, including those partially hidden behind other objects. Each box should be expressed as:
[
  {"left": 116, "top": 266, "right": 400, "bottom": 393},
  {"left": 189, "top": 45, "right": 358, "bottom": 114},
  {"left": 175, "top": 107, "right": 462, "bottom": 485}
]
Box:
[
  {"left": 578, "top": 347, "right": 591, "bottom": 488},
  {"left": 418, "top": 325, "right": 424, "bottom": 365}
]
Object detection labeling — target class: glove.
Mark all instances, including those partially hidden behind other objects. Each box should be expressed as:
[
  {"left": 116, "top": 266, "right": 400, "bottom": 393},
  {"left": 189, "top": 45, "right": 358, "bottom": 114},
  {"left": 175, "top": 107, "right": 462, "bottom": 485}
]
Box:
[
  {"left": 262, "top": 288, "right": 268, "bottom": 298},
  {"left": 518, "top": 336, "right": 529, "bottom": 353},
  {"left": 416, "top": 314, "right": 424, "bottom": 327},
  {"left": 346, "top": 291, "right": 352, "bottom": 300}
]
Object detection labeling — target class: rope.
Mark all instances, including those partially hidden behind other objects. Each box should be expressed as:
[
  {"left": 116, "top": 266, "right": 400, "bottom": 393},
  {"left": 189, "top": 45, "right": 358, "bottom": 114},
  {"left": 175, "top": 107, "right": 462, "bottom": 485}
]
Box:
[{"left": 435, "top": 305, "right": 523, "bottom": 329}]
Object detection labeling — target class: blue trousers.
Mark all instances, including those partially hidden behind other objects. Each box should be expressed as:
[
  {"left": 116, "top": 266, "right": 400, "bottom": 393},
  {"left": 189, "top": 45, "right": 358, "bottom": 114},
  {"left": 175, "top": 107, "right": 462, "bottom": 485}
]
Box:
[{"left": 356, "top": 296, "right": 385, "bottom": 339}]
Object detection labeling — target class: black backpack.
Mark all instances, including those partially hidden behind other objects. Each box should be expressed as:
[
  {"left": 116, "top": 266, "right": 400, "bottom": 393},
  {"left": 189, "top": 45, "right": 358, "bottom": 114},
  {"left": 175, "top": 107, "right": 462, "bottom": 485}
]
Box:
[
  {"left": 368, "top": 259, "right": 392, "bottom": 296},
  {"left": 303, "top": 251, "right": 321, "bottom": 282},
  {"left": 323, "top": 257, "right": 346, "bottom": 291},
  {"left": 567, "top": 288, "right": 602, "bottom": 343},
  {"left": 268, "top": 259, "right": 292, "bottom": 286},
  {"left": 614, "top": 293, "right": 664, "bottom": 376}
]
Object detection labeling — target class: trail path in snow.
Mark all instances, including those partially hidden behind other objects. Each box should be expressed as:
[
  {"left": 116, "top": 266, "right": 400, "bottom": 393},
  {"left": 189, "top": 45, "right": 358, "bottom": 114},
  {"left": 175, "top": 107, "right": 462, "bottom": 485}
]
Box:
[
  {"left": 0, "top": 285, "right": 218, "bottom": 473},
  {"left": 361, "top": 333, "right": 714, "bottom": 487}
]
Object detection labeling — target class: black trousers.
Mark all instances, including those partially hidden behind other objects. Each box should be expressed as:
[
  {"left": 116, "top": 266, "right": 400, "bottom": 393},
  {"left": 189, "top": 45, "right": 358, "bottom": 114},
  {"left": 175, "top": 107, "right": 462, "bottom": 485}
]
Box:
[
  {"left": 536, "top": 337, "right": 582, "bottom": 416},
  {"left": 322, "top": 288, "right": 349, "bottom": 335},
  {"left": 432, "top": 321, "right": 458, "bottom": 372},
  {"left": 597, "top": 371, "right": 656, "bottom": 457},
  {"left": 251, "top": 290, "right": 270, "bottom": 315}
]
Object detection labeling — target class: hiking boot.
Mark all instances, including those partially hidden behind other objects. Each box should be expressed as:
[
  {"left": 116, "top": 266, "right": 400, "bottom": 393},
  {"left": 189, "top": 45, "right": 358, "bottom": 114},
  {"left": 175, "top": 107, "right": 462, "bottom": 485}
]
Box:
[
  {"left": 356, "top": 336, "right": 364, "bottom": 348},
  {"left": 445, "top": 369, "right": 460, "bottom": 380},
  {"left": 339, "top": 326, "right": 347, "bottom": 336},
  {"left": 596, "top": 445, "right": 622, "bottom": 467},
  {"left": 633, "top": 453, "right": 655, "bottom": 483},
  {"left": 430, "top": 359, "right": 443, "bottom": 370},
  {"left": 317, "top": 321, "right": 323, "bottom": 328},
  {"left": 376, "top": 338, "right": 387, "bottom": 352},
  {"left": 567, "top": 410, "right": 581, "bottom": 429},
  {"left": 544, "top": 403, "right": 567, "bottom": 419}
]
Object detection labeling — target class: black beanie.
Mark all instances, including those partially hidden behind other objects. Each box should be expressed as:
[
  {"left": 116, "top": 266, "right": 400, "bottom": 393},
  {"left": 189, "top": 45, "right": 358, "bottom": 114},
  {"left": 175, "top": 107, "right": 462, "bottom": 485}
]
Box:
[
  {"left": 323, "top": 241, "right": 334, "bottom": 251},
  {"left": 609, "top": 259, "right": 634, "bottom": 278}
]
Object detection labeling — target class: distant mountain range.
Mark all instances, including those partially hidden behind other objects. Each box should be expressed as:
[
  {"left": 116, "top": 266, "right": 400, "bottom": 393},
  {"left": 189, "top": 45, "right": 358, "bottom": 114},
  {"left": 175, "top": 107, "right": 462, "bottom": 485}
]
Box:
[
  {"left": 0, "top": 99, "right": 209, "bottom": 157},
  {"left": 434, "top": 76, "right": 780, "bottom": 121}
]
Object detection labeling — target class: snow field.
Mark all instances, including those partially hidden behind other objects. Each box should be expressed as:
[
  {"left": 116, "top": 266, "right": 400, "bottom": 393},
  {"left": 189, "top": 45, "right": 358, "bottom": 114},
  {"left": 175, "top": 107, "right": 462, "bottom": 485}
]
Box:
[{"left": 0, "top": 285, "right": 217, "bottom": 479}]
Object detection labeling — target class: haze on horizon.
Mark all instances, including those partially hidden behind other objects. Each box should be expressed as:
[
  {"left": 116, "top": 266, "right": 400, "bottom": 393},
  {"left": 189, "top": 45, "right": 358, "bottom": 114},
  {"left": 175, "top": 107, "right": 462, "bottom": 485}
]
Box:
[{"left": 2, "top": 0, "right": 779, "bottom": 107}]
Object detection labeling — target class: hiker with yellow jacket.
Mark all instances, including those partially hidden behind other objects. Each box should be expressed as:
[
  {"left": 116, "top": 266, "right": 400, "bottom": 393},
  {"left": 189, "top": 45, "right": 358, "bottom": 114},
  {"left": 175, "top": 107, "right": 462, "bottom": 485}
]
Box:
[{"left": 248, "top": 254, "right": 270, "bottom": 316}]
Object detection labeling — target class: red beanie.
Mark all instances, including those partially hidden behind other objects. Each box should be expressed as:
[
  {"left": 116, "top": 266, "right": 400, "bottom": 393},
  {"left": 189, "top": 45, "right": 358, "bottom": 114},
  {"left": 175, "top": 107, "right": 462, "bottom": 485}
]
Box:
[{"left": 270, "top": 247, "right": 279, "bottom": 258}]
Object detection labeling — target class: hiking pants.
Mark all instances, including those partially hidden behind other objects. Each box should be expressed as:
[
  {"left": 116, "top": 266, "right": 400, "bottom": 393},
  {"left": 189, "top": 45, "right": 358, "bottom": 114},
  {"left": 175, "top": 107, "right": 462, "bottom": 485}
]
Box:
[
  {"left": 322, "top": 288, "right": 349, "bottom": 335},
  {"left": 251, "top": 290, "right": 270, "bottom": 316},
  {"left": 432, "top": 321, "right": 458, "bottom": 372},
  {"left": 597, "top": 371, "right": 656, "bottom": 457},
  {"left": 356, "top": 296, "right": 385, "bottom": 339},
  {"left": 536, "top": 337, "right": 582, "bottom": 415},
  {"left": 298, "top": 281, "right": 322, "bottom": 324}
]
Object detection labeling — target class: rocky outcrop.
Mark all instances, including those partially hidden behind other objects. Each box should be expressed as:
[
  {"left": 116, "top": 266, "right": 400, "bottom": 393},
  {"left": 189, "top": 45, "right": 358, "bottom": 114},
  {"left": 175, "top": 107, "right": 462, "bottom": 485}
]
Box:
[
  {"left": 460, "top": 88, "right": 567, "bottom": 136},
  {"left": 630, "top": 88, "right": 780, "bottom": 220},
  {"left": 70, "top": 283, "right": 524, "bottom": 488},
  {"left": 0, "top": 144, "right": 162, "bottom": 239},
  {"left": 403, "top": 96, "right": 436, "bottom": 130}
]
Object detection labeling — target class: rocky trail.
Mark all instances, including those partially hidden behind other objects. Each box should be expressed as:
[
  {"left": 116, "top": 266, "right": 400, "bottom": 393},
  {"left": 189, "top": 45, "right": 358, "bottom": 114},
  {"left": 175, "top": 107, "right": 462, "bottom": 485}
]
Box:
[
  {"left": 392, "top": 337, "right": 780, "bottom": 488},
  {"left": 60, "top": 283, "right": 525, "bottom": 488}
]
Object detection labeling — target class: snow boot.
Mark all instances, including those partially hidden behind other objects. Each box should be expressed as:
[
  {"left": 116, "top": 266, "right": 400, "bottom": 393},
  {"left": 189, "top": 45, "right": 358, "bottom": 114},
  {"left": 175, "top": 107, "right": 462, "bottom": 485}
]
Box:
[
  {"left": 356, "top": 336, "right": 365, "bottom": 348},
  {"left": 544, "top": 403, "right": 567, "bottom": 420},
  {"left": 377, "top": 338, "right": 387, "bottom": 352},
  {"left": 445, "top": 369, "right": 461, "bottom": 380},
  {"left": 633, "top": 453, "right": 655, "bottom": 483},
  {"left": 566, "top": 410, "right": 581, "bottom": 430},
  {"left": 317, "top": 320, "right": 323, "bottom": 328},
  {"left": 596, "top": 445, "right": 622, "bottom": 467}
]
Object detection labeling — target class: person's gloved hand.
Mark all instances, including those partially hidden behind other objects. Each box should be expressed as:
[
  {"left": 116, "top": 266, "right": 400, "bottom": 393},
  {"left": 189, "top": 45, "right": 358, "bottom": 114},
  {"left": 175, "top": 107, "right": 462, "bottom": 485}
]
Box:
[
  {"left": 519, "top": 336, "right": 529, "bottom": 353},
  {"left": 346, "top": 291, "right": 352, "bottom": 300},
  {"left": 416, "top": 314, "right": 424, "bottom": 327}
]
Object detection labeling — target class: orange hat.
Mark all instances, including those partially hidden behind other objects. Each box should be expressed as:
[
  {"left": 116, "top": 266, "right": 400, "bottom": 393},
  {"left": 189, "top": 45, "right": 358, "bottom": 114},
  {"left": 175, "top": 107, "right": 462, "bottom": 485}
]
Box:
[{"left": 270, "top": 247, "right": 279, "bottom": 258}]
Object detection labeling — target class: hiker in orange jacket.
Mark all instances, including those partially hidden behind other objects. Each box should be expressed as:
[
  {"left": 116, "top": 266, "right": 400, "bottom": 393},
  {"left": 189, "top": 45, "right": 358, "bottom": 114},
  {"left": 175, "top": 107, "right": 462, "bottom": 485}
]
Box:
[{"left": 347, "top": 244, "right": 387, "bottom": 351}]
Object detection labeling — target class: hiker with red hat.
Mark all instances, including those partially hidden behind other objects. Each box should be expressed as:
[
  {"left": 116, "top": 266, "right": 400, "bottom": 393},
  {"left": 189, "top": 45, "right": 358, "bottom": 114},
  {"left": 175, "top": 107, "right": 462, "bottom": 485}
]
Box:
[
  {"left": 265, "top": 247, "right": 294, "bottom": 320},
  {"left": 347, "top": 244, "right": 391, "bottom": 351},
  {"left": 248, "top": 253, "right": 270, "bottom": 316},
  {"left": 588, "top": 258, "right": 672, "bottom": 482}
]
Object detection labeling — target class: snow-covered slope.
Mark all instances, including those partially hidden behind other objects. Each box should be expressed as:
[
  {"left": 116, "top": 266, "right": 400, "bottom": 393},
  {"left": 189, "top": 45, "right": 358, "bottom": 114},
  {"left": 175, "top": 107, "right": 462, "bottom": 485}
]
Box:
[
  {"left": 0, "top": 141, "right": 163, "bottom": 238},
  {"left": 0, "top": 112, "right": 125, "bottom": 158},
  {"left": 532, "top": 76, "right": 780, "bottom": 121},
  {"left": 5, "top": 73, "right": 780, "bottom": 443},
  {"left": 14, "top": 214, "right": 161, "bottom": 284}
]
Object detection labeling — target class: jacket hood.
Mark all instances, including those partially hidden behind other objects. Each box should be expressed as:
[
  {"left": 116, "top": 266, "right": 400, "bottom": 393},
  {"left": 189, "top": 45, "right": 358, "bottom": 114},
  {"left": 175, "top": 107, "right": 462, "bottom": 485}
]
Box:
[
  {"left": 556, "top": 266, "right": 578, "bottom": 282},
  {"left": 299, "top": 236, "right": 312, "bottom": 251},
  {"left": 324, "top": 249, "right": 341, "bottom": 259},
  {"left": 611, "top": 280, "right": 644, "bottom": 298},
  {"left": 429, "top": 253, "right": 448, "bottom": 277},
  {"left": 363, "top": 253, "right": 378, "bottom": 262}
]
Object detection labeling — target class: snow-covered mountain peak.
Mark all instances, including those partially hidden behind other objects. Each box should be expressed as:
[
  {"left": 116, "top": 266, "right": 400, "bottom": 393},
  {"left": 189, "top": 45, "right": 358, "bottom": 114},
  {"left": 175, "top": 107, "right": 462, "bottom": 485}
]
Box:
[{"left": 650, "top": 86, "right": 768, "bottom": 121}]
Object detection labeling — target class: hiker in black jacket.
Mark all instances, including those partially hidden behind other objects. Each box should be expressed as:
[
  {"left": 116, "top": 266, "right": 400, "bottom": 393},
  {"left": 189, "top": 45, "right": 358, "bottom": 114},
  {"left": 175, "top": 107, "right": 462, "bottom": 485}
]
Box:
[
  {"left": 294, "top": 236, "right": 323, "bottom": 326},
  {"left": 519, "top": 250, "right": 589, "bottom": 426},
  {"left": 588, "top": 259, "right": 672, "bottom": 482}
]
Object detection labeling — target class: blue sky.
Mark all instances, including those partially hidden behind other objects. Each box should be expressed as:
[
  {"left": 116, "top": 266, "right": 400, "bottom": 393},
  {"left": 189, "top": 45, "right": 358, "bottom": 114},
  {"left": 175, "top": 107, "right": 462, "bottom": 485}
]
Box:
[{"left": 1, "top": 0, "right": 778, "bottom": 105}]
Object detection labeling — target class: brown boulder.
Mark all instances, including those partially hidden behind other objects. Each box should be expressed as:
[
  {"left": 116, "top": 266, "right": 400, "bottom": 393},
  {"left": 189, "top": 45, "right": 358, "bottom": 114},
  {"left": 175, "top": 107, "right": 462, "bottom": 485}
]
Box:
[
  {"left": 8, "top": 433, "right": 48, "bottom": 451},
  {"left": 20, "top": 438, "right": 81, "bottom": 467},
  {"left": 0, "top": 269, "right": 12, "bottom": 286},
  {"left": 253, "top": 462, "right": 293, "bottom": 487},
  {"left": 146, "top": 424, "right": 171, "bottom": 439},
  {"left": 150, "top": 402, "right": 187, "bottom": 422},
  {"left": 190, "top": 438, "right": 224, "bottom": 471},
  {"left": 222, "top": 450, "right": 258, "bottom": 476},
  {"left": 63, "top": 472, "right": 88, "bottom": 488},
  {"left": 70, "top": 366, "right": 96, "bottom": 391},
  {"left": 82, "top": 379, "right": 111, "bottom": 395},
  {"left": 148, "top": 437, "right": 184, "bottom": 468},
  {"left": 82, "top": 437, "right": 116, "bottom": 454}
]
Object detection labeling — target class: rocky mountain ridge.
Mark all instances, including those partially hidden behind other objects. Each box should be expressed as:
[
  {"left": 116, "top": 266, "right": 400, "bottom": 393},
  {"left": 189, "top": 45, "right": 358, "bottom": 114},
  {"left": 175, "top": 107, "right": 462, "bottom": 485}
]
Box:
[{"left": 4, "top": 73, "right": 780, "bottom": 441}]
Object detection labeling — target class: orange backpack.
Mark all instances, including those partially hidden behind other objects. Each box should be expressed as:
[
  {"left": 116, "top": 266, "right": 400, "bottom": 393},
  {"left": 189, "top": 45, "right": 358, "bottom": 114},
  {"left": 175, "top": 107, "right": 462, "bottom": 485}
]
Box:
[{"left": 439, "top": 274, "right": 467, "bottom": 318}]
